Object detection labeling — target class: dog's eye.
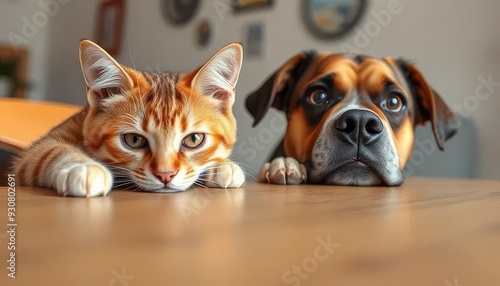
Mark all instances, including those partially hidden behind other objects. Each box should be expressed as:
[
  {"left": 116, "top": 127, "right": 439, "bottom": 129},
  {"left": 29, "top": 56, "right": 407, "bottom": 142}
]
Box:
[
  {"left": 309, "top": 91, "right": 329, "bottom": 105},
  {"left": 382, "top": 94, "right": 404, "bottom": 112}
]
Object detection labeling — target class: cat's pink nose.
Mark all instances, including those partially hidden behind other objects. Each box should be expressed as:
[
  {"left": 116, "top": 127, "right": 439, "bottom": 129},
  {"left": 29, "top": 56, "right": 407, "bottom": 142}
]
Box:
[{"left": 154, "top": 170, "right": 178, "bottom": 184}]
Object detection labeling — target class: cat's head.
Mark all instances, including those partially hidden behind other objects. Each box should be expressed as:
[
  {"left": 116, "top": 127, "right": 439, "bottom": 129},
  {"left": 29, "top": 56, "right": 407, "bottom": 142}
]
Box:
[{"left": 78, "top": 39, "right": 243, "bottom": 192}]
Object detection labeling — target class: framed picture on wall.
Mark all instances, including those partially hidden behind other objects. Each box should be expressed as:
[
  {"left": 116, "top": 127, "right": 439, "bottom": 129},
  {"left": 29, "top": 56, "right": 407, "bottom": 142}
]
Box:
[
  {"left": 0, "top": 45, "right": 29, "bottom": 98},
  {"left": 95, "top": 0, "right": 125, "bottom": 56},
  {"left": 195, "top": 18, "right": 213, "bottom": 48},
  {"left": 245, "top": 22, "right": 265, "bottom": 58},
  {"left": 233, "top": 0, "right": 273, "bottom": 12}
]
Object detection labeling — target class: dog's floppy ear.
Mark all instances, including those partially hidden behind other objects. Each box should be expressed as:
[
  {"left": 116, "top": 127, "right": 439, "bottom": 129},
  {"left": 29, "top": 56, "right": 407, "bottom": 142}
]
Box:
[
  {"left": 397, "top": 59, "right": 459, "bottom": 150},
  {"left": 245, "top": 51, "right": 316, "bottom": 127}
]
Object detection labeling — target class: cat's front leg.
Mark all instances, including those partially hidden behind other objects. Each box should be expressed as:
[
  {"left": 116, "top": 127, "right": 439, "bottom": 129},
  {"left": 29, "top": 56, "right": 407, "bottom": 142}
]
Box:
[
  {"left": 204, "top": 160, "right": 245, "bottom": 189},
  {"left": 15, "top": 140, "right": 113, "bottom": 197},
  {"left": 257, "top": 157, "right": 307, "bottom": 185}
]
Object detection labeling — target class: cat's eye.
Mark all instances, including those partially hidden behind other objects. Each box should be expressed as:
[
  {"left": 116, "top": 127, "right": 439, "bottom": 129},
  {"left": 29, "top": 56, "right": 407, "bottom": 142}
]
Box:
[
  {"left": 123, "top": 133, "right": 148, "bottom": 149},
  {"left": 182, "top": 133, "right": 205, "bottom": 149},
  {"left": 382, "top": 94, "right": 405, "bottom": 113}
]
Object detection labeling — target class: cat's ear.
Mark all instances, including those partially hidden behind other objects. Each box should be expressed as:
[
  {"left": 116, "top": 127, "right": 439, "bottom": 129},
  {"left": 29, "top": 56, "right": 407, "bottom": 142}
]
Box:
[
  {"left": 191, "top": 43, "right": 243, "bottom": 106},
  {"left": 79, "top": 39, "right": 134, "bottom": 106}
]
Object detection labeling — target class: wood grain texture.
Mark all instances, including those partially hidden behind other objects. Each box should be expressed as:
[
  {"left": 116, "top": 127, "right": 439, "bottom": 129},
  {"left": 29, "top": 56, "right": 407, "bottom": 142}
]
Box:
[{"left": 1, "top": 178, "right": 500, "bottom": 286}]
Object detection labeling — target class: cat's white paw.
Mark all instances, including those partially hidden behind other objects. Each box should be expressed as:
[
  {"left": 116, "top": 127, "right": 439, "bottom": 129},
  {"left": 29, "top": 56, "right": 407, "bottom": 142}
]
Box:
[
  {"left": 258, "top": 157, "right": 307, "bottom": 185},
  {"left": 204, "top": 161, "right": 245, "bottom": 189},
  {"left": 55, "top": 163, "right": 113, "bottom": 197}
]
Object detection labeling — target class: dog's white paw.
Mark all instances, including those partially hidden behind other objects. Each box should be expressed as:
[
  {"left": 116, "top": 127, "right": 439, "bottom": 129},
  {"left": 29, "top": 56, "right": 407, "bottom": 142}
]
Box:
[
  {"left": 55, "top": 163, "right": 113, "bottom": 197},
  {"left": 204, "top": 161, "right": 245, "bottom": 189},
  {"left": 258, "top": 157, "right": 307, "bottom": 185}
]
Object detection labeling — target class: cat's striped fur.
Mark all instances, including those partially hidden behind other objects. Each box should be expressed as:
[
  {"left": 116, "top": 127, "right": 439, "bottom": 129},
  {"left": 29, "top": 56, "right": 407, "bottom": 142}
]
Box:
[{"left": 14, "top": 40, "right": 245, "bottom": 197}]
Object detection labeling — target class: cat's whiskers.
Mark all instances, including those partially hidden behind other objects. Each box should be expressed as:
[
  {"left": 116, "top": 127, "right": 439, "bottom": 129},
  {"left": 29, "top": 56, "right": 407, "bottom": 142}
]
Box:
[
  {"left": 227, "top": 161, "right": 256, "bottom": 179},
  {"left": 106, "top": 164, "right": 146, "bottom": 179},
  {"left": 127, "top": 43, "right": 149, "bottom": 119},
  {"left": 231, "top": 162, "right": 257, "bottom": 180},
  {"left": 127, "top": 43, "right": 137, "bottom": 70},
  {"left": 112, "top": 175, "right": 137, "bottom": 186},
  {"left": 233, "top": 161, "right": 253, "bottom": 169},
  {"left": 242, "top": 171, "right": 256, "bottom": 180},
  {"left": 192, "top": 182, "right": 209, "bottom": 189},
  {"left": 107, "top": 169, "right": 130, "bottom": 176},
  {"left": 129, "top": 184, "right": 144, "bottom": 193},
  {"left": 113, "top": 182, "right": 135, "bottom": 189},
  {"left": 113, "top": 176, "right": 131, "bottom": 182},
  {"left": 127, "top": 43, "right": 142, "bottom": 102},
  {"left": 104, "top": 164, "right": 132, "bottom": 172},
  {"left": 104, "top": 164, "right": 154, "bottom": 191},
  {"left": 195, "top": 177, "right": 218, "bottom": 185}
]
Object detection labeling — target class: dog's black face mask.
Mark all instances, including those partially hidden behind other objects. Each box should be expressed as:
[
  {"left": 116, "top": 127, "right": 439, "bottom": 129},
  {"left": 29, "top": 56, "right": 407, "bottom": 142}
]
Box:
[{"left": 245, "top": 52, "right": 459, "bottom": 186}]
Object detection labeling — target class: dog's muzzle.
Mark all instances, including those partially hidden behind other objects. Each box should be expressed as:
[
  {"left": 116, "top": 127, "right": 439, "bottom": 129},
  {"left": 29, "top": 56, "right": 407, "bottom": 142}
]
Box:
[{"left": 309, "top": 109, "right": 404, "bottom": 186}]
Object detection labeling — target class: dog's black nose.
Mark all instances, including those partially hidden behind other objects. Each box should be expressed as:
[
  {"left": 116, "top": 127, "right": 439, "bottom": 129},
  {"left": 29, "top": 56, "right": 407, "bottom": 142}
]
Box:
[{"left": 334, "top": 110, "right": 383, "bottom": 145}]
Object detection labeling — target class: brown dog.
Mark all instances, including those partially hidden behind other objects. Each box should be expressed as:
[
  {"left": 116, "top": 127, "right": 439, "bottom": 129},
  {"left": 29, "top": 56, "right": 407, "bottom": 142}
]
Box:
[{"left": 245, "top": 52, "right": 459, "bottom": 186}]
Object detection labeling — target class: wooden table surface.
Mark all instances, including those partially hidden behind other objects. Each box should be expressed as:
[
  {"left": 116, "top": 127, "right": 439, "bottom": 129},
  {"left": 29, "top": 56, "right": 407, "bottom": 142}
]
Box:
[
  {"left": 0, "top": 98, "right": 81, "bottom": 152},
  {"left": 1, "top": 178, "right": 500, "bottom": 286}
]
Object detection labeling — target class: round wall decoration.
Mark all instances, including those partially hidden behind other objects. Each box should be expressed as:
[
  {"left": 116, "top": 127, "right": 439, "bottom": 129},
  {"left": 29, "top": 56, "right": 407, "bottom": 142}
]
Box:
[
  {"left": 161, "top": 0, "right": 200, "bottom": 25},
  {"left": 302, "top": 0, "right": 367, "bottom": 40}
]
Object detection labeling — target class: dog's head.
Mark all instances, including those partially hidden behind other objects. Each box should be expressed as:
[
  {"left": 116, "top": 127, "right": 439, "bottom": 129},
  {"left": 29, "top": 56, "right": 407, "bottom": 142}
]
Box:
[{"left": 246, "top": 52, "right": 459, "bottom": 186}]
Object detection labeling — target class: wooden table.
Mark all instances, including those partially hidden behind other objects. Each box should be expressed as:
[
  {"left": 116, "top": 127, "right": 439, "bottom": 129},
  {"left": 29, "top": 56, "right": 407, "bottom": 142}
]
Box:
[
  {"left": 1, "top": 178, "right": 499, "bottom": 286},
  {"left": 0, "top": 98, "right": 81, "bottom": 152}
]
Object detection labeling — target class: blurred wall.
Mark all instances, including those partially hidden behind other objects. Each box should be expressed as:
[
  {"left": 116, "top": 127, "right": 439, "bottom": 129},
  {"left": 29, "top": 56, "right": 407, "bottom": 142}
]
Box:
[
  {"left": 42, "top": 0, "right": 500, "bottom": 179},
  {"left": 0, "top": 0, "right": 53, "bottom": 100}
]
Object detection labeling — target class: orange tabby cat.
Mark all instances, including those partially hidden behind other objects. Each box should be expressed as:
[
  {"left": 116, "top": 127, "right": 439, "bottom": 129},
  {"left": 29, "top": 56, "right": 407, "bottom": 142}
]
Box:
[{"left": 14, "top": 39, "right": 245, "bottom": 197}]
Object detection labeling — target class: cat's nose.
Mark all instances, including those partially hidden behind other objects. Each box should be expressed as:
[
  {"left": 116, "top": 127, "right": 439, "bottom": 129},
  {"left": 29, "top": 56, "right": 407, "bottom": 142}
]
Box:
[{"left": 154, "top": 170, "right": 178, "bottom": 184}]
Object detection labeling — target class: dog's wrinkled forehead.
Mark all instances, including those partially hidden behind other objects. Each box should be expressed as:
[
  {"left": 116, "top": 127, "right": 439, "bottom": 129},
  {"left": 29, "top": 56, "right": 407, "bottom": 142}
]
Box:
[{"left": 288, "top": 53, "right": 412, "bottom": 110}]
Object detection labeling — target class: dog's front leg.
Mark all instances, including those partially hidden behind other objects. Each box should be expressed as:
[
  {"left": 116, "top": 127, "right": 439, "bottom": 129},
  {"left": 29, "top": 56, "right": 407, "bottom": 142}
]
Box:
[{"left": 257, "top": 157, "right": 307, "bottom": 185}]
